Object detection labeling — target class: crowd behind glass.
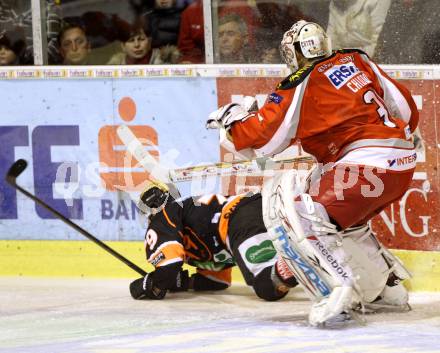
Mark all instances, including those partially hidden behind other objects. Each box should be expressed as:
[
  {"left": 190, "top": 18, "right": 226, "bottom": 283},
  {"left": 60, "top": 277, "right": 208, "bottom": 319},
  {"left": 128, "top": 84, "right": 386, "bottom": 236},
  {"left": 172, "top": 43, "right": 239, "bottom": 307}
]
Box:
[{"left": 0, "top": 0, "right": 439, "bottom": 66}]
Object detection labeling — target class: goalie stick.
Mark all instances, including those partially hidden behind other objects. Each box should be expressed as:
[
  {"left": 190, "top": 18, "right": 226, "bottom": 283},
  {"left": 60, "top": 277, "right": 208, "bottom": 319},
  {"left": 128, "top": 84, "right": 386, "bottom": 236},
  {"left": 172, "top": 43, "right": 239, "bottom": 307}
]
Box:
[
  {"left": 170, "top": 156, "right": 314, "bottom": 182},
  {"left": 116, "top": 124, "right": 315, "bottom": 183},
  {"left": 5, "top": 159, "right": 147, "bottom": 277}
]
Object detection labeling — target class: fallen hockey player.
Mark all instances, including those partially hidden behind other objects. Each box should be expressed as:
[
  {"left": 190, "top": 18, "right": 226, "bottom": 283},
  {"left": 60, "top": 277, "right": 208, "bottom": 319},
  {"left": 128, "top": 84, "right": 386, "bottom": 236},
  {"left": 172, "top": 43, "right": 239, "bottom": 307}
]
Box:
[{"left": 129, "top": 181, "right": 299, "bottom": 301}]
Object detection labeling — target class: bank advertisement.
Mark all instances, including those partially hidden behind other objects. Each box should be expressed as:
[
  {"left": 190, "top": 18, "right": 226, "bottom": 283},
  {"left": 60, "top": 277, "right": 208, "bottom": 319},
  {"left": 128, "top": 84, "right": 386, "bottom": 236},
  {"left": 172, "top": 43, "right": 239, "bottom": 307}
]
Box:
[{"left": 0, "top": 78, "right": 219, "bottom": 240}]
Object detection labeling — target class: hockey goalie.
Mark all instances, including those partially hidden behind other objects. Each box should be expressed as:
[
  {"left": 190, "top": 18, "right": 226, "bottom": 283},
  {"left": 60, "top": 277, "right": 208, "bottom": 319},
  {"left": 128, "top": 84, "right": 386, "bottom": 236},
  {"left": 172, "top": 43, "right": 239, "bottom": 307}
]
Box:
[{"left": 207, "top": 20, "right": 419, "bottom": 325}]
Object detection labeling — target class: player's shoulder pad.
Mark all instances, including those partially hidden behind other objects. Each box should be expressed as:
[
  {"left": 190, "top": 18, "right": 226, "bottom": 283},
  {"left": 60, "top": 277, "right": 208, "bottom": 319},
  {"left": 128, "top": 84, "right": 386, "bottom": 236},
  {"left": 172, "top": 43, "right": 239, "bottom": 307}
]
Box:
[{"left": 277, "top": 64, "right": 314, "bottom": 90}]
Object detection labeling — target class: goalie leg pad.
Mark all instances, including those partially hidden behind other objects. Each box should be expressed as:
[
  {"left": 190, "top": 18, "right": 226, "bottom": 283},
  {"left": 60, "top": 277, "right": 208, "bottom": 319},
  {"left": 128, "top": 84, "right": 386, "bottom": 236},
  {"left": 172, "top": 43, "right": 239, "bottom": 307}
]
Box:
[
  {"left": 262, "top": 170, "right": 361, "bottom": 325},
  {"left": 341, "top": 224, "right": 411, "bottom": 306},
  {"left": 339, "top": 224, "right": 390, "bottom": 303}
]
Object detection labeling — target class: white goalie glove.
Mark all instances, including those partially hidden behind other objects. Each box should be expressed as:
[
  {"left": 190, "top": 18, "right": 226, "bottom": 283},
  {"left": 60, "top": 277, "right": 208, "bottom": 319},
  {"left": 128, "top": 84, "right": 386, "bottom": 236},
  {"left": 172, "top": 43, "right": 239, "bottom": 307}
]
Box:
[{"left": 206, "top": 96, "right": 258, "bottom": 130}]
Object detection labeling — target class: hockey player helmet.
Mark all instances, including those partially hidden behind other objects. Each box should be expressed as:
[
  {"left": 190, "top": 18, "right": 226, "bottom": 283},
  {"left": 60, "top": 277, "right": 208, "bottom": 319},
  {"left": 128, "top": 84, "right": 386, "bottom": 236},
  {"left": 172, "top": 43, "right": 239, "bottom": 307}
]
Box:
[
  {"left": 280, "top": 20, "right": 332, "bottom": 72},
  {"left": 138, "top": 180, "right": 170, "bottom": 215}
]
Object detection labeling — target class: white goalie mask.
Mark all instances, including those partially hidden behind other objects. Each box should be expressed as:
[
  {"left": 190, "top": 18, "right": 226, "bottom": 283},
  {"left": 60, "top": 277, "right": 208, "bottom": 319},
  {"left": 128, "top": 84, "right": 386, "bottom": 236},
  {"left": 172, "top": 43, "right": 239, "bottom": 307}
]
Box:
[{"left": 280, "top": 20, "right": 332, "bottom": 72}]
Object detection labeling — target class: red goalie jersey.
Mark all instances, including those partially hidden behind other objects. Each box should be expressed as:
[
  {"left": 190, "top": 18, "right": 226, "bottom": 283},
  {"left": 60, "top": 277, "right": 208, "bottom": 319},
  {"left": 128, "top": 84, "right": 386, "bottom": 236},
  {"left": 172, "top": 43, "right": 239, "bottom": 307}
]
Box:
[{"left": 231, "top": 49, "right": 419, "bottom": 166}]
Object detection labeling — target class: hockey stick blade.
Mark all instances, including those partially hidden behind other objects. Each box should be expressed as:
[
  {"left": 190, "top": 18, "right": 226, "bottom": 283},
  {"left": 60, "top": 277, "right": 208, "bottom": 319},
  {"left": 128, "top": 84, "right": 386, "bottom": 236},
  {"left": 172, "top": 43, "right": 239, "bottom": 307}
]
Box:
[
  {"left": 5, "top": 159, "right": 147, "bottom": 277},
  {"left": 6, "top": 158, "right": 28, "bottom": 184},
  {"left": 170, "top": 155, "right": 315, "bottom": 182}
]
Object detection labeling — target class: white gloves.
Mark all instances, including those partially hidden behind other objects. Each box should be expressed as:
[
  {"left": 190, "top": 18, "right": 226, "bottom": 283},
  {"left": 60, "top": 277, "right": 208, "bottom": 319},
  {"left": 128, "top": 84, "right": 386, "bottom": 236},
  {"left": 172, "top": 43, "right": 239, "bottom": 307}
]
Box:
[
  {"left": 206, "top": 96, "right": 258, "bottom": 130},
  {"left": 206, "top": 103, "right": 248, "bottom": 130}
]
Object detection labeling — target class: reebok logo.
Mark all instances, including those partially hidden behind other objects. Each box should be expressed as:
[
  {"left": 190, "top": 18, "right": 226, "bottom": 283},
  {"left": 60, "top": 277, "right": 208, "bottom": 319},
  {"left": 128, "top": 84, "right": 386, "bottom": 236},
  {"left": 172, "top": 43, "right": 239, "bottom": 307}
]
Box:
[{"left": 307, "top": 236, "right": 349, "bottom": 281}]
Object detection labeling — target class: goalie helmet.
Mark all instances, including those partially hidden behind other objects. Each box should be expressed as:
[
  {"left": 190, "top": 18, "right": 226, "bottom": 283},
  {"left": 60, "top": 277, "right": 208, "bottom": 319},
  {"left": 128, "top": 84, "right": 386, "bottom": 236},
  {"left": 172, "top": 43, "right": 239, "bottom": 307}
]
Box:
[
  {"left": 138, "top": 180, "right": 170, "bottom": 215},
  {"left": 280, "top": 20, "right": 332, "bottom": 72}
]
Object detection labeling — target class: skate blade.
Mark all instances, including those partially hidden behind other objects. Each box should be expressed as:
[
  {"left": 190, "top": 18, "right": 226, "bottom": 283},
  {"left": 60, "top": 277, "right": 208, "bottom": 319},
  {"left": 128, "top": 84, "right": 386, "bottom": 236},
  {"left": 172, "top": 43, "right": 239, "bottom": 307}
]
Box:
[
  {"left": 314, "top": 310, "right": 366, "bottom": 328},
  {"left": 363, "top": 302, "right": 412, "bottom": 313}
]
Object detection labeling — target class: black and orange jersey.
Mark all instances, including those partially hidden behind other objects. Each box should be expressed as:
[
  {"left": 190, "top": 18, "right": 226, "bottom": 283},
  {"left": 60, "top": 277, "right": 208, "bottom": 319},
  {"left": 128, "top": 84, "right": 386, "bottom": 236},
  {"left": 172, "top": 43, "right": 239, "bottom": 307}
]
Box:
[{"left": 145, "top": 194, "right": 235, "bottom": 274}]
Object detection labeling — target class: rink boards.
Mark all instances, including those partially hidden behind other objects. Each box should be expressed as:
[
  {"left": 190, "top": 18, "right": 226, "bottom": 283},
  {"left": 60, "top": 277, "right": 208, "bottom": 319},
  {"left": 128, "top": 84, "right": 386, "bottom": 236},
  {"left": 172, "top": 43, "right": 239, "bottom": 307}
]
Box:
[{"left": 0, "top": 64, "right": 439, "bottom": 290}]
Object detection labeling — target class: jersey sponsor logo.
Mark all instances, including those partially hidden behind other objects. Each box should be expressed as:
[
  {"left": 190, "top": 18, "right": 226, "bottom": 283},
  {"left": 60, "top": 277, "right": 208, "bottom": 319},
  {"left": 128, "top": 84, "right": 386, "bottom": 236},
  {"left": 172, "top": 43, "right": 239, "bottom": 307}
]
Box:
[
  {"left": 274, "top": 226, "right": 331, "bottom": 296},
  {"left": 317, "top": 62, "right": 333, "bottom": 73},
  {"left": 150, "top": 251, "right": 165, "bottom": 266},
  {"left": 307, "top": 236, "right": 349, "bottom": 281},
  {"left": 268, "top": 92, "right": 283, "bottom": 104},
  {"left": 245, "top": 240, "right": 277, "bottom": 264},
  {"left": 213, "top": 249, "right": 234, "bottom": 264},
  {"left": 324, "top": 62, "right": 360, "bottom": 89},
  {"left": 338, "top": 55, "right": 354, "bottom": 64},
  {"left": 388, "top": 153, "right": 417, "bottom": 168}
]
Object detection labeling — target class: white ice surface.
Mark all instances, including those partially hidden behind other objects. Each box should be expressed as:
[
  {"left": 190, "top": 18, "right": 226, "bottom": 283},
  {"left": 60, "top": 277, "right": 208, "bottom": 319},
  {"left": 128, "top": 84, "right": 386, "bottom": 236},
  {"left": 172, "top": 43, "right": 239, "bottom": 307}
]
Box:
[{"left": 1, "top": 278, "right": 440, "bottom": 353}]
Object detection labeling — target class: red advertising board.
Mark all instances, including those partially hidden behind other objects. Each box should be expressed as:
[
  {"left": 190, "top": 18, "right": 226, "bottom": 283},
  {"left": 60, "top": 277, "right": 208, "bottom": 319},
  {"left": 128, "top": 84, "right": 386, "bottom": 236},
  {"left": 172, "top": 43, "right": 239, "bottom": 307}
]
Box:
[{"left": 216, "top": 77, "right": 440, "bottom": 252}]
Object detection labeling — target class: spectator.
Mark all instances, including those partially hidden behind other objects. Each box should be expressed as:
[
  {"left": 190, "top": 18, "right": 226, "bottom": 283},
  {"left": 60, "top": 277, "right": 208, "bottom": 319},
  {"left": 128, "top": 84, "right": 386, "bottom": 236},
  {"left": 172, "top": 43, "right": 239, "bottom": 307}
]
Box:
[
  {"left": 218, "top": 14, "right": 252, "bottom": 63},
  {"left": 108, "top": 20, "right": 178, "bottom": 64},
  {"left": 61, "top": 12, "right": 135, "bottom": 65},
  {"left": 217, "top": 0, "right": 259, "bottom": 49},
  {"left": 58, "top": 24, "right": 91, "bottom": 65},
  {"left": 177, "top": 0, "right": 204, "bottom": 63},
  {"left": 129, "top": 0, "right": 155, "bottom": 16},
  {"left": 0, "top": 0, "right": 61, "bottom": 64},
  {"left": 0, "top": 28, "right": 26, "bottom": 65},
  {"left": 326, "top": 0, "right": 391, "bottom": 57},
  {"left": 144, "top": 0, "right": 182, "bottom": 49}
]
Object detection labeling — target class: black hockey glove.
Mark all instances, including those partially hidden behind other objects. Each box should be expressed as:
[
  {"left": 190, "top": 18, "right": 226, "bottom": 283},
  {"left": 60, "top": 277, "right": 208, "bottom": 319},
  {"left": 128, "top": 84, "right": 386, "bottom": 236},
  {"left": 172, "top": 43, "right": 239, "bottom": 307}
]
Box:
[
  {"left": 129, "top": 274, "right": 167, "bottom": 300},
  {"left": 191, "top": 273, "right": 229, "bottom": 291},
  {"left": 169, "top": 269, "right": 190, "bottom": 292}
]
